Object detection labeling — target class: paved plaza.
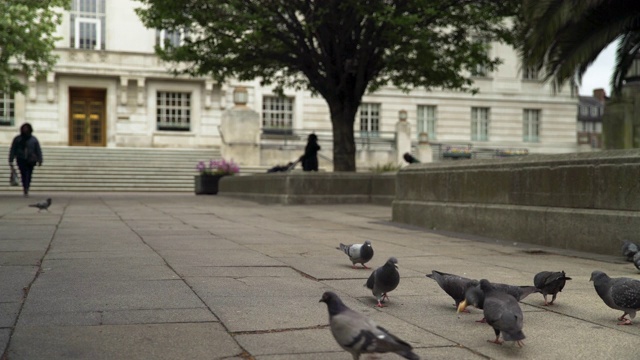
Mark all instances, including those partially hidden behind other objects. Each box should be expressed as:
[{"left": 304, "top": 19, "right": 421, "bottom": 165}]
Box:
[{"left": 0, "top": 192, "right": 638, "bottom": 359}]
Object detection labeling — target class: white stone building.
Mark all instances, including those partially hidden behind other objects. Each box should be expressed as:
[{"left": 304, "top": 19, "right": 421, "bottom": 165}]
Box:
[{"left": 1, "top": 0, "right": 579, "bottom": 170}]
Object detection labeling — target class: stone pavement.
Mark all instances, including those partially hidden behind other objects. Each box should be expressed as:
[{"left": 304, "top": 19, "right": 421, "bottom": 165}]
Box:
[{"left": 0, "top": 192, "right": 639, "bottom": 360}]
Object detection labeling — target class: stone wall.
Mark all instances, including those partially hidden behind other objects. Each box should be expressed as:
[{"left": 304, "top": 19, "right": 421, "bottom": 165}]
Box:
[
  {"left": 392, "top": 149, "right": 640, "bottom": 256},
  {"left": 219, "top": 172, "right": 396, "bottom": 205}
]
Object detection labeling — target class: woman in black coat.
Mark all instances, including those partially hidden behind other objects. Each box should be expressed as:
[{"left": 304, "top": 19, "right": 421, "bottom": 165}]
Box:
[
  {"left": 300, "top": 133, "right": 320, "bottom": 171},
  {"left": 9, "top": 123, "right": 43, "bottom": 197}
]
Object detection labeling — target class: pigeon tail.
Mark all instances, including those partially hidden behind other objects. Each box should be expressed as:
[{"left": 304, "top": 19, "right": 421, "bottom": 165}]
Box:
[
  {"left": 338, "top": 243, "right": 350, "bottom": 255},
  {"left": 395, "top": 349, "right": 420, "bottom": 360}
]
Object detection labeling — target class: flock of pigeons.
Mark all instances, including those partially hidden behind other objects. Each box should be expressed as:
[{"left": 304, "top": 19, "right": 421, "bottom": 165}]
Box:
[{"left": 320, "top": 240, "right": 640, "bottom": 360}]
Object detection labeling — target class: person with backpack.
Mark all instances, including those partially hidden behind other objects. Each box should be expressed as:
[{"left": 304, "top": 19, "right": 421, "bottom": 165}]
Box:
[{"left": 8, "top": 123, "right": 43, "bottom": 197}]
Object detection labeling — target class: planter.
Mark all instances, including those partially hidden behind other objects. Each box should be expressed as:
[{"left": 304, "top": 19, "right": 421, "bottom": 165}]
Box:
[
  {"left": 443, "top": 152, "right": 472, "bottom": 159},
  {"left": 195, "top": 174, "right": 225, "bottom": 195}
]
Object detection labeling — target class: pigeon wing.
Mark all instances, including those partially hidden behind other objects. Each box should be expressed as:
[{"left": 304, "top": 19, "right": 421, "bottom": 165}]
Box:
[{"left": 611, "top": 278, "right": 640, "bottom": 312}]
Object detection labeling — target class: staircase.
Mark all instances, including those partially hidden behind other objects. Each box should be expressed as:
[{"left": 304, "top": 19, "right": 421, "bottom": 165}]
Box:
[{"left": 0, "top": 146, "right": 260, "bottom": 193}]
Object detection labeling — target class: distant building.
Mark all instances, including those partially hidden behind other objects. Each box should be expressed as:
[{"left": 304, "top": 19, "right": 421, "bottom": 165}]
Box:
[
  {"left": 1, "top": 0, "right": 580, "bottom": 169},
  {"left": 577, "top": 89, "right": 606, "bottom": 149}
]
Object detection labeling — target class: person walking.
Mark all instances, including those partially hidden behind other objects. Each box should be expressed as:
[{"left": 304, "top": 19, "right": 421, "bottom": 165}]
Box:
[
  {"left": 300, "top": 133, "right": 320, "bottom": 171},
  {"left": 9, "top": 123, "right": 43, "bottom": 197}
]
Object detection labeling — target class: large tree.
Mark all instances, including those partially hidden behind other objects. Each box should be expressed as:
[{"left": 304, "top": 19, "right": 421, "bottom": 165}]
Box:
[
  {"left": 136, "top": 0, "right": 518, "bottom": 171},
  {"left": 0, "top": 0, "right": 69, "bottom": 94},
  {"left": 516, "top": 0, "right": 640, "bottom": 95}
]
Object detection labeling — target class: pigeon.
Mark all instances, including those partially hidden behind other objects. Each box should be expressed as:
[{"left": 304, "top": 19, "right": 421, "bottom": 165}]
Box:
[
  {"left": 479, "top": 279, "right": 526, "bottom": 347},
  {"left": 533, "top": 271, "right": 572, "bottom": 306},
  {"left": 633, "top": 253, "right": 640, "bottom": 272},
  {"left": 426, "top": 270, "right": 478, "bottom": 311},
  {"left": 621, "top": 240, "right": 639, "bottom": 262},
  {"left": 590, "top": 270, "right": 640, "bottom": 325},
  {"left": 338, "top": 240, "right": 374, "bottom": 269},
  {"left": 365, "top": 257, "right": 400, "bottom": 307},
  {"left": 319, "top": 291, "right": 420, "bottom": 360},
  {"left": 29, "top": 198, "right": 51, "bottom": 212},
  {"left": 458, "top": 281, "right": 539, "bottom": 322}
]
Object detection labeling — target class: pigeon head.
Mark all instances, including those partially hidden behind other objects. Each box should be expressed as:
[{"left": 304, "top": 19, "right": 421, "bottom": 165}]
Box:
[
  {"left": 385, "top": 257, "right": 398, "bottom": 269},
  {"left": 320, "top": 291, "right": 348, "bottom": 316},
  {"left": 46, "top": 198, "right": 52, "bottom": 204},
  {"left": 458, "top": 284, "right": 484, "bottom": 312},
  {"left": 589, "top": 270, "right": 609, "bottom": 283},
  {"left": 364, "top": 240, "right": 372, "bottom": 247}
]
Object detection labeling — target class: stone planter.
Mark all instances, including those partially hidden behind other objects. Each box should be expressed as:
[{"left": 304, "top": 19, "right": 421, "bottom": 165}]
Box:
[{"left": 194, "top": 174, "right": 225, "bottom": 195}]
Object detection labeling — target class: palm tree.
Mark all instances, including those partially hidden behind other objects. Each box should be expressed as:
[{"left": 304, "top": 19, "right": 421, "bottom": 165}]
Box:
[{"left": 516, "top": 0, "right": 640, "bottom": 95}]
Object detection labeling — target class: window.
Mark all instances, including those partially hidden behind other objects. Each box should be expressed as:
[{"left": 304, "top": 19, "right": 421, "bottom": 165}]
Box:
[
  {"left": 0, "top": 92, "right": 15, "bottom": 126},
  {"left": 262, "top": 96, "right": 293, "bottom": 134},
  {"left": 522, "top": 66, "right": 539, "bottom": 80},
  {"left": 70, "top": 0, "right": 106, "bottom": 50},
  {"left": 471, "top": 107, "right": 490, "bottom": 141},
  {"left": 523, "top": 109, "right": 540, "bottom": 142},
  {"left": 156, "top": 29, "right": 186, "bottom": 50},
  {"left": 579, "top": 105, "right": 588, "bottom": 116},
  {"left": 471, "top": 40, "right": 490, "bottom": 77},
  {"left": 359, "top": 103, "right": 380, "bottom": 137},
  {"left": 156, "top": 92, "right": 191, "bottom": 131},
  {"left": 417, "top": 105, "right": 437, "bottom": 140},
  {"left": 590, "top": 106, "right": 599, "bottom": 117}
]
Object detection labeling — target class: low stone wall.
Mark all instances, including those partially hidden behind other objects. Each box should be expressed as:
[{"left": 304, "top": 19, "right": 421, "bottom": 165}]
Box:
[
  {"left": 392, "top": 149, "right": 640, "bottom": 256},
  {"left": 219, "top": 172, "right": 396, "bottom": 205}
]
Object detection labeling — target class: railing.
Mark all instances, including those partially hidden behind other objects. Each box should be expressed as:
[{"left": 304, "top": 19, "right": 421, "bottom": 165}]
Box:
[
  {"left": 260, "top": 128, "right": 396, "bottom": 152},
  {"left": 411, "top": 142, "right": 531, "bottom": 162}
]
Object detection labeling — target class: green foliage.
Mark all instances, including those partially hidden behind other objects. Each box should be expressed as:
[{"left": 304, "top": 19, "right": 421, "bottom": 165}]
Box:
[
  {"left": 370, "top": 162, "right": 402, "bottom": 173},
  {"left": 136, "top": 0, "right": 519, "bottom": 171},
  {"left": 0, "top": 0, "right": 69, "bottom": 94},
  {"left": 516, "top": 0, "right": 640, "bottom": 95}
]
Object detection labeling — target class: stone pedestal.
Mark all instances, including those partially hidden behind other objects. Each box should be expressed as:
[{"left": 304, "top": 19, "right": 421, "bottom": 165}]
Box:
[
  {"left": 219, "top": 105, "right": 260, "bottom": 166},
  {"left": 395, "top": 120, "right": 411, "bottom": 165},
  {"left": 417, "top": 141, "right": 433, "bottom": 163}
]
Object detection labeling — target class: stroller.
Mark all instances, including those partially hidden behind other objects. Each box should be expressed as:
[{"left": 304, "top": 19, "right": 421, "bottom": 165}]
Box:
[{"left": 266, "top": 158, "right": 301, "bottom": 173}]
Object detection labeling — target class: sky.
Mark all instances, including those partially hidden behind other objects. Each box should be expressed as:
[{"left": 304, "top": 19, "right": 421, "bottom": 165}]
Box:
[{"left": 579, "top": 41, "right": 617, "bottom": 96}]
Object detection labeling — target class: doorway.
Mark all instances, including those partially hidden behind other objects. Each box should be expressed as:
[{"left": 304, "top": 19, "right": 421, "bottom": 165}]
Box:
[{"left": 69, "top": 88, "right": 106, "bottom": 146}]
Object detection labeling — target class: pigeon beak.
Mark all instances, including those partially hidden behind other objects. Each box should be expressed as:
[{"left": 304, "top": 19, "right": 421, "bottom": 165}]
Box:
[{"left": 457, "top": 300, "right": 468, "bottom": 313}]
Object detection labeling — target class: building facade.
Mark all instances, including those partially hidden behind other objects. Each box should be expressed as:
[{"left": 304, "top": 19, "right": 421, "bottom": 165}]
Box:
[
  {"left": 577, "top": 89, "right": 606, "bottom": 149},
  {"left": 1, "top": 0, "right": 580, "bottom": 169}
]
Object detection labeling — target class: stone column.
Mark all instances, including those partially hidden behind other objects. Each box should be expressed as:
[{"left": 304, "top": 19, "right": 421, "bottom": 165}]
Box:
[
  {"left": 395, "top": 110, "right": 411, "bottom": 165},
  {"left": 417, "top": 132, "right": 433, "bottom": 163},
  {"left": 219, "top": 87, "right": 260, "bottom": 166}
]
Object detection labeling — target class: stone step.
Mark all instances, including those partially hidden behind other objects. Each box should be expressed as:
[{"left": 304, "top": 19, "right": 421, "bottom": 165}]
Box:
[{"left": 0, "top": 146, "right": 275, "bottom": 192}]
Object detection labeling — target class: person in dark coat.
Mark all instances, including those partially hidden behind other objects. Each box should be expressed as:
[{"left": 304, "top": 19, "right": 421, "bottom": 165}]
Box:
[
  {"left": 9, "top": 123, "right": 43, "bottom": 197},
  {"left": 300, "top": 133, "right": 320, "bottom": 171}
]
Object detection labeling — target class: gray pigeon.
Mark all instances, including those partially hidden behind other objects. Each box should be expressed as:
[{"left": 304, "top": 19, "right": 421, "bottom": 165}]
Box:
[
  {"left": 29, "top": 198, "right": 51, "bottom": 212},
  {"left": 633, "top": 253, "right": 640, "bottom": 272},
  {"left": 590, "top": 270, "right": 640, "bottom": 325},
  {"left": 365, "top": 257, "right": 400, "bottom": 307},
  {"left": 319, "top": 291, "right": 420, "bottom": 360},
  {"left": 426, "top": 270, "right": 478, "bottom": 310},
  {"left": 458, "top": 281, "right": 539, "bottom": 323},
  {"left": 533, "top": 271, "right": 572, "bottom": 306},
  {"left": 479, "top": 279, "right": 526, "bottom": 347},
  {"left": 338, "top": 240, "right": 374, "bottom": 269},
  {"left": 621, "top": 240, "right": 639, "bottom": 262}
]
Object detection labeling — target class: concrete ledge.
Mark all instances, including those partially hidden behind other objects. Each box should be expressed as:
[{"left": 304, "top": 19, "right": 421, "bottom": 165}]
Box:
[
  {"left": 392, "top": 149, "right": 640, "bottom": 256},
  {"left": 219, "top": 172, "right": 396, "bottom": 205}
]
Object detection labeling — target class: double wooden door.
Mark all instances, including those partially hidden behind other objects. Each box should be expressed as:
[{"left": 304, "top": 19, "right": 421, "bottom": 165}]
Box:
[{"left": 69, "top": 88, "right": 106, "bottom": 146}]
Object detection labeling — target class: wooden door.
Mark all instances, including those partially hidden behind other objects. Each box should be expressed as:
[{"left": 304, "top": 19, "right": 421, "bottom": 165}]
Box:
[{"left": 69, "top": 88, "right": 106, "bottom": 146}]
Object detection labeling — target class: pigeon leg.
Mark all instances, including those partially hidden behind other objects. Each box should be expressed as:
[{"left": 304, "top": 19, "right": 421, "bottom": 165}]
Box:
[
  {"left": 542, "top": 294, "right": 549, "bottom": 306},
  {"left": 352, "top": 265, "right": 358, "bottom": 269},
  {"left": 475, "top": 317, "right": 487, "bottom": 323},
  {"left": 549, "top": 293, "right": 557, "bottom": 305},
  {"left": 617, "top": 314, "right": 632, "bottom": 325},
  {"left": 361, "top": 264, "right": 370, "bottom": 269},
  {"left": 516, "top": 340, "right": 525, "bottom": 347},
  {"left": 382, "top": 293, "right": 389, "bottom": 302},
  {"left": 487, "top": 337, "right": 503, "bottom": 345},
  {"left": 376, "top": 300, "right": 385, "bottom": 308}
]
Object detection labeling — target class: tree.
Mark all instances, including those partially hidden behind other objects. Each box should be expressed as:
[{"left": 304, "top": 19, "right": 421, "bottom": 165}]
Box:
[
  {"left": 136, "top": 0, "right": 518, "bottom": 171},
  {"left": 0, "top": 0, "right": 69, "bottom": 94},
  {"left": 516, "top": 0, "right": 640, "bottom": 95}
]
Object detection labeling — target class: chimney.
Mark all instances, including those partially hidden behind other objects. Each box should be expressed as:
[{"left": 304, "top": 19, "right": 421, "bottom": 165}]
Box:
[{"left": 593, "top": 88, "right": 606, "bottom": 103}]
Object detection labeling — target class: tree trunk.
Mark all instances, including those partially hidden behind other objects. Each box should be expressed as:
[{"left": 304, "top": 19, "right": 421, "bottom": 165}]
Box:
[{"left": 328, "top": 101, "right": 358, "bottom": 172}]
